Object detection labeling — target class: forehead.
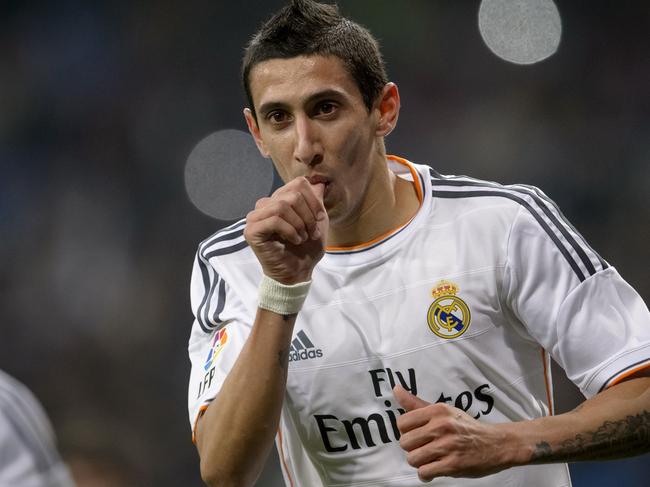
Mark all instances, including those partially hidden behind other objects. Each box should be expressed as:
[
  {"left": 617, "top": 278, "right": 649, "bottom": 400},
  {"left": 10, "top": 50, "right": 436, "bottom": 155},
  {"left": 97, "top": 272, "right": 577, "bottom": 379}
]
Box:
[{"left": 248, "top": 55, "right": 363, "bottom": 110}]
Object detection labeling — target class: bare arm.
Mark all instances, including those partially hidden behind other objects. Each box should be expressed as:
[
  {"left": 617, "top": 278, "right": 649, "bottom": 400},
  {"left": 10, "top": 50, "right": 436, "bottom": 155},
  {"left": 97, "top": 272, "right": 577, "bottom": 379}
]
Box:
[
  {"left": 525, "top": 373, "right": 650, "bottom": 463},
  {"left": 196, "top": 309, "right": 297, "bottom": 487},
  {"left": 196, "top": 178, "right": 327, "bottom": 486},
  {"left": 394, "top": 371, "right": 650, "bottom": 482}
]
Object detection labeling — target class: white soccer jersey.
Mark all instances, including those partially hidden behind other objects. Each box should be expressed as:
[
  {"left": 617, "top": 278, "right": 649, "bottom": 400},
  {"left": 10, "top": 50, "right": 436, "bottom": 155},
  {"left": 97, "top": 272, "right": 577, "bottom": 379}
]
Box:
[
  {"left": 188, "top": 156, "right": 650, "bottom": 487},
  {"left": 0, "top": 370, "right": 76, "bottom": 487}
]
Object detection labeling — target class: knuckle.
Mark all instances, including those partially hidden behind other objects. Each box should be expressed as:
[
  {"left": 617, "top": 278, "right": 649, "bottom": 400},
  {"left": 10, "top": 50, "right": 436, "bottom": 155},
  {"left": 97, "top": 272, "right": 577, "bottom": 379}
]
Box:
[
  {"left": 437, "top": 419, "right": 454, "bottom": 434},
  {"left": 276, "top": 199, "right": 290, "bottom": 211},
  {"left": 288, "top": 191, "right": 302, "bottom": 205},
  {"left": 417, "top": 467, "right": 434, "bottom": 483},
  {"left": 255, "top": 197, "right": 270, "bottom": 210},
  {"left": 406, "top": 452, "right": 419, "bottom": 468},
  {"left": 429, "top": 402, "right": 449, "bottom": 414},
  {"left": 423, "top": 405, "right": 437, "bottom": 416},
  {"left": 266, "top": 215, "right": 281, "bottom": 228}
]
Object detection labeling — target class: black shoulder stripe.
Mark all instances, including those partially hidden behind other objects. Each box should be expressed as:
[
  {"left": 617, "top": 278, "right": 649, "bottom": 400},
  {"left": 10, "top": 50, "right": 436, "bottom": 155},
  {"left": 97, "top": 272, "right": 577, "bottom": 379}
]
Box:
[
  {"left": 432, "top": 188, "right": 587, "bottom": 281},
  {"left": 195, "top": 254, "right": 216, "bottom": 334},
  {"left": 199, "top": 219, "right": 246, "bottom": 254},
  {"left": 518, "top": 184, "right": 609, "bottom": 271},
  {"left": 416, "top": 169, "right": 426, "bottom": 197},
  {"left": 212, "top": 277, "right": 227, "bottom": 325},
  {"left": 197, "top": 269, "right": 228, "bottom": 334},
  {"left": 202, "top": 273, "right": 221, "bottom": 332},
  {"left": 195, "top": 222, "right": 249, "bottom": 334},
  {"left": 432, "top": 178, "right": 605, "bottom": 277},
  {"left": 428, "top": 166, "right": 445, "bottom": 180},
  {"left": 205, "top": 240, "right": 249, "bottom": 259},
  {"left": 201, "top": 228, "right": 245, "bottom": 254}
]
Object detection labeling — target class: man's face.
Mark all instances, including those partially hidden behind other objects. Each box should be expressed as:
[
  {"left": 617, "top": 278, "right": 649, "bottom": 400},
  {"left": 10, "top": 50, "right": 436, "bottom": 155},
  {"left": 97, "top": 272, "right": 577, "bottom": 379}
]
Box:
[{"left": 245, "top": 55, "right": 383, "bottom": 225}]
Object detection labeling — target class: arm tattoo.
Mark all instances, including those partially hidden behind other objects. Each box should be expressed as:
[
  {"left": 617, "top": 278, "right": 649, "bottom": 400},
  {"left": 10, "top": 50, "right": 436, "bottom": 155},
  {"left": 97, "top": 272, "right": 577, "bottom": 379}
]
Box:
[
  {"left": 277, "top": 348, "right": 288, "bottom": 369},
  {"left": 531, "top": 410, "right": 650, "bottom": 462}
]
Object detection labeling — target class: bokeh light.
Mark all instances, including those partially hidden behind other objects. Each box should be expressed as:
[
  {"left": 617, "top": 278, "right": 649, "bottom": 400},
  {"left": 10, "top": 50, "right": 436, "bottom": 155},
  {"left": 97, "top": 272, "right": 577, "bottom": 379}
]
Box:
[
  {"left": 184, "top": 129, "right": 274, "bottom": 220},
  {"left": 478, "top": 0, "right": 562, "bottom": 64}
]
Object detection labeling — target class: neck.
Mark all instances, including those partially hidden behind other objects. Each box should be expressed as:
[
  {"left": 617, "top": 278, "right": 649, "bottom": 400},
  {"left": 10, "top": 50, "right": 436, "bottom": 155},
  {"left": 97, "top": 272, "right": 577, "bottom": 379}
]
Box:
[{"left": 327, "top": 158, "right": 420, "bottom": 249}]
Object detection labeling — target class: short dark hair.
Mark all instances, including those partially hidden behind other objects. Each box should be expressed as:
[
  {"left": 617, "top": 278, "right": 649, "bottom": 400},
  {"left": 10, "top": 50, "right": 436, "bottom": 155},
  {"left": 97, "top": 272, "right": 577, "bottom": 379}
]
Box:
[{"left": 242, "top": 0, "right": 388, "bottom": 118}]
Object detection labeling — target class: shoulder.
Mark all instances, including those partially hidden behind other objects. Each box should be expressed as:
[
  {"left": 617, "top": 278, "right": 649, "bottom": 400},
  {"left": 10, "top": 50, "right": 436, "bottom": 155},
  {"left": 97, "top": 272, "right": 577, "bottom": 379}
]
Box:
[
  {"left": 196, "top": 218, "right": 251, "bottom": 264},
  {"left": 191, "top": 219, "right": 261, "bottom": 314},
  {"left": 427, "top": 167, "right": 547, "bottom": 209},
  {"left": 0, "top": 371, "right": 62, "bottom": 471},
  {"left": 0, "top": 370, "right": 45, "bottom": 418},
  {"left": 423, "top": 171, "right": 611, "bottom": 282},
  {"left": 425, "top": 167, "right": 574, "bottom": 229}
]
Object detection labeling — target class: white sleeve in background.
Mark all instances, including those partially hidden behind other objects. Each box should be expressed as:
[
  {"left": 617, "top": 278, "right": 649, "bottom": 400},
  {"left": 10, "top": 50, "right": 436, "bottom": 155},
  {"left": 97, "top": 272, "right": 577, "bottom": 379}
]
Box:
[
  {"left": 504, "top": 197, "right": 650, "bottom": 398},
  {"left": 0, "top": 371, "right": 76, "bottom": 487}
]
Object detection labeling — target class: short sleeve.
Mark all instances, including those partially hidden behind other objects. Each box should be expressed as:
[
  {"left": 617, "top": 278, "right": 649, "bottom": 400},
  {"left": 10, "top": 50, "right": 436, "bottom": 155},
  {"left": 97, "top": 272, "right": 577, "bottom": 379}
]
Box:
[
  {"left": 187, "top": 250, "right": 253, "bottom": 438},
  {"left": 503, "top": 193, "right": 650, "bottom": 398}
]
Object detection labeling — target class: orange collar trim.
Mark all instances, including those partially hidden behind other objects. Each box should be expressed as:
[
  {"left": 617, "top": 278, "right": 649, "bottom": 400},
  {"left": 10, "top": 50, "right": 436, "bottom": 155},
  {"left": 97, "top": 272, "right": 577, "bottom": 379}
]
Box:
[{"left": 325, "top": 156, "right": 423, "bottom": 253}]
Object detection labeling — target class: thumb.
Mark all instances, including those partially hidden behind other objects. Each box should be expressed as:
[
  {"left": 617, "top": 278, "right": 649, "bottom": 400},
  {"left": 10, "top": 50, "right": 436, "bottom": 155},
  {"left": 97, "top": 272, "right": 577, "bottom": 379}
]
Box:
[
  {"left": 309, "top": 182, "right": 325, "bottom": 202},
  {"left": 393, "top": 384, "right": 430, "bottom": 412},
  {"left": 309, "top": 182, "right": 329, "bottom": 240}
]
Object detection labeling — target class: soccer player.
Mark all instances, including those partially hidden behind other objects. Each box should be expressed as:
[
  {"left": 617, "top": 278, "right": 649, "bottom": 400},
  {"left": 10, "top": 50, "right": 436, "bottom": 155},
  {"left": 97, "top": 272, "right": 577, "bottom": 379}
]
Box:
[
  {"left": 187, "top": 1, "right": 650, "bottom": 485},
  {"left": 0, "top": 370, "right": 76, "bottom": 486}
]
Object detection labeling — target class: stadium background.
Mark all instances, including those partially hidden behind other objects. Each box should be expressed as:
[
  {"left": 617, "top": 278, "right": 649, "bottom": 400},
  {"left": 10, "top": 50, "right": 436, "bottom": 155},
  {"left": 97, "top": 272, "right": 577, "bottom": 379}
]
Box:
[{"left": 0, "top": 0, "right": 647, "bottom": 485}]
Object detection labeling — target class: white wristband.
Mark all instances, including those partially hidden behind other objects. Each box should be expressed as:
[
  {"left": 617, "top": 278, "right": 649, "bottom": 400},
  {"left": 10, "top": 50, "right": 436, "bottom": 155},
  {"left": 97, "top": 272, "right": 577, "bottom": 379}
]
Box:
[{"left": 258, "top": 275, "right": 312, "bottom": 315}]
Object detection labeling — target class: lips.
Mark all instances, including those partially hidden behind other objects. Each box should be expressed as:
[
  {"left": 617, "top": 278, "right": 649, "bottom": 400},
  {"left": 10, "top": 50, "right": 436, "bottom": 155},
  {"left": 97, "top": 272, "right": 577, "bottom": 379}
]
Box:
[{"left": 306, "top": 175, "right": 330, "bottom": 186}]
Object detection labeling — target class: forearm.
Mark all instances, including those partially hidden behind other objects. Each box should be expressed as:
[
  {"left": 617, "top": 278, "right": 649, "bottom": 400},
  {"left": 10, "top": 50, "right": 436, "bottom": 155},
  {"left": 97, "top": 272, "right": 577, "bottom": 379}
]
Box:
[
  {"left": 504, "top": 377, "right": 650, "bottom": 466},
  {"left": 196, "top": 308, "right": 295, "bottom": 487}
]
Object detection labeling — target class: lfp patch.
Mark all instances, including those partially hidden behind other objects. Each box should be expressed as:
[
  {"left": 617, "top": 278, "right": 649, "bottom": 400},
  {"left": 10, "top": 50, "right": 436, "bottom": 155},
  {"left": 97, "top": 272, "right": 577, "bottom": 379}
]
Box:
[
  {"left": 427, "top": 280, "right": 471, "bottom": 339},
  {"left": 204, "top": 328, "right": 228, "bottom": 371}
]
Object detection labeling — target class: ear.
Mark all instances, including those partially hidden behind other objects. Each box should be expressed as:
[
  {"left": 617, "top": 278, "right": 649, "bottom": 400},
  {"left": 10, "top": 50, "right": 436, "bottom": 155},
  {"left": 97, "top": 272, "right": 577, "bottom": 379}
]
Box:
[
  {"left": 244, "top": 108, "right": 270, "bottom": 158},
  {"left": 375, "top": 82, "right": 400, "bottom": 137}
]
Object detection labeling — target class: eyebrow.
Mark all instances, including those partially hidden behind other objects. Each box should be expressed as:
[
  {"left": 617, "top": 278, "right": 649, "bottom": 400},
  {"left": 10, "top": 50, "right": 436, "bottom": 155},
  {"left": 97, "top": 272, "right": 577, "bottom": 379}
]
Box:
[{"left": 258, "top": 88, "right": 348, "bottom": 116}]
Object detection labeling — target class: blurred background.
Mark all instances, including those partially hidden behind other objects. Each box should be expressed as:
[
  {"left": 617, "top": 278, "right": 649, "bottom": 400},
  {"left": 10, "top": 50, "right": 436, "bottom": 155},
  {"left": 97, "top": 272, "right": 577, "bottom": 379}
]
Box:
[{"left": 0, "top": 0, "right": 647, "bottom": 485}]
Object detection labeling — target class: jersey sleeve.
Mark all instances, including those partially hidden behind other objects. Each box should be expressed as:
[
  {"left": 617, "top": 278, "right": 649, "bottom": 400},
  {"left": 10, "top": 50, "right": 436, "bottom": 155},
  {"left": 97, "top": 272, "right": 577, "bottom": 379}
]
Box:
[
  {"left": 0, "top": 371, "right": 76, "bottom": 487},
  {"left": 187, "top": 249, "right": 253, "bottom": 439},
  {"left": 503, "top": 191, "right": 650, "bottom": 398}
]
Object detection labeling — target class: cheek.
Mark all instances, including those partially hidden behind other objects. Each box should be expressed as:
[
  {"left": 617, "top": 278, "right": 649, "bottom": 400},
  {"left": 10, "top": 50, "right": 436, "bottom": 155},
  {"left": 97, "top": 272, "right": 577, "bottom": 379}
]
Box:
[
  {"left": 330, "top": 122, "right": 373, "bottom": 167},
  {"left": 264, "top": 137, "right": 297, "bottom": 181}
]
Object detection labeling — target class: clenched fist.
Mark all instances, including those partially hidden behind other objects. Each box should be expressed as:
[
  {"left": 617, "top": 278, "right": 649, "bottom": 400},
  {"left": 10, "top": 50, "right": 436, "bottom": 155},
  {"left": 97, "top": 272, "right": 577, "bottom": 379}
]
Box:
[
  {"left": 244, "top": 177, "right": 329, "bottom": 285},
  {"left": 394, "top": 385, "right": 518, "bottom": 482}
]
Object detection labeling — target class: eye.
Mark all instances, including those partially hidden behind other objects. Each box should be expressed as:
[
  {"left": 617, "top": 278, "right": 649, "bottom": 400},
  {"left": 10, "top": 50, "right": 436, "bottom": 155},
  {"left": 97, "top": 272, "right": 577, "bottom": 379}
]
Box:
[
  {"left": 320, "top": 102, "right": 334, "bottom": 113},
  {"left": 316, "top": 101, "right": 338, "bottom": 116},
  {"left": 267, "top": 110, "right": 288, "bottom": 124}
]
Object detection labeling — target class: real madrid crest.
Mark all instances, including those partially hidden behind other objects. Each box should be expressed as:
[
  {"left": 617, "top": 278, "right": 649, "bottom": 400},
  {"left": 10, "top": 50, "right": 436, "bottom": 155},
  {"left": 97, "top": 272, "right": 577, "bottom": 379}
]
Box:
[{"left": 427, "top": 280, "right": 471, "bottom": 339}]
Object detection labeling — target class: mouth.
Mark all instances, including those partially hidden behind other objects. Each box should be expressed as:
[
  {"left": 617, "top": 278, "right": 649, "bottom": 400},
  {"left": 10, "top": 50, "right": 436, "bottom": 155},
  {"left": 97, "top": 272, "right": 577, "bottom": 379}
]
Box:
[
  {"left": 306, "top": 175, "right": 330, "bottom": 186},
  {"left": 307, "top": 175, "right": 331, "bottom": 193},
  {"left": 306, "top": 175, "right": 332, "bottom": 205}
]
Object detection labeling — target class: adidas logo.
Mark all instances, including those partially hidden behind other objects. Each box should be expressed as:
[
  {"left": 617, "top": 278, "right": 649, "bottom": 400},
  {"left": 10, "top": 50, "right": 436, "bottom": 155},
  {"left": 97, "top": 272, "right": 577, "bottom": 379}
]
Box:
[{"left": 289, "top": 330, "right": 323, "bottom": 362}]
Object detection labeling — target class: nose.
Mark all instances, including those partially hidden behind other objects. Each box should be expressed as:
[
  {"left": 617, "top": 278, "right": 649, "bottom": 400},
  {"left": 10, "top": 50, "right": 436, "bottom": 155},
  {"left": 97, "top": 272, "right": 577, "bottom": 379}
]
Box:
[{"left": 293, "top": 115, "right": 323, "bottom": 166}]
